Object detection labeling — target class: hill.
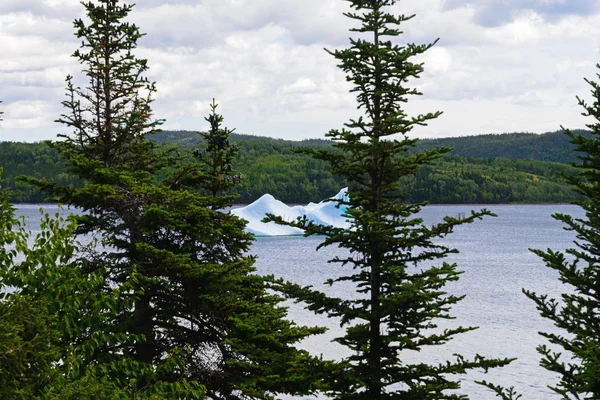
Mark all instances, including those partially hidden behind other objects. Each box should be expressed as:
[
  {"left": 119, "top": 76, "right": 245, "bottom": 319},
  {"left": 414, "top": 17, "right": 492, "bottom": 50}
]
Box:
[
  {"left": 154, "top": 129, "right": 586, "bottom": 164},
  {"left": 0, "top": 129, "right": 585, "bottom": 204},
  {"left": 414, "top": 130, "right": 587, "bottom": 164}
]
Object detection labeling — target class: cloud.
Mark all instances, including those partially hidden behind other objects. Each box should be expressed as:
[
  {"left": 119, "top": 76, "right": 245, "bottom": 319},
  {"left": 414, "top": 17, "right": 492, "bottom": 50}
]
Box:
[
  {"left": 2, "top": 0, "right": 600, "bottom": 141},
  {"left": 2, "top": 100, "right": 60, "bottom": 129},
  {"left": 0, "top": 0, "right": 81, "bottom": 21},
  {"left": 129, "top": 0, "right": 353, "bottom": 50}
]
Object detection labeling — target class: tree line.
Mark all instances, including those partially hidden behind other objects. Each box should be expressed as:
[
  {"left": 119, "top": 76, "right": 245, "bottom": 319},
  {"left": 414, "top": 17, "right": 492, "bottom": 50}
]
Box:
[
  {"left": 0, "top": 135, "right": 584, "bottom": 204},
  {"left": 1, "top": 0, "right": 599, "bottom": 399}
]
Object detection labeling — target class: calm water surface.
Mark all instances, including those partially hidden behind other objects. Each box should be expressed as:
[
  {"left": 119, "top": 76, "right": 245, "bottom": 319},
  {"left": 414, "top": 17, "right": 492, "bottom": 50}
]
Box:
[
  {"left": 16, "top": 204, "right": 584, "bottom": 399},
  {"left": 251, "top": 204, "right": 583, "bottom": 400}
]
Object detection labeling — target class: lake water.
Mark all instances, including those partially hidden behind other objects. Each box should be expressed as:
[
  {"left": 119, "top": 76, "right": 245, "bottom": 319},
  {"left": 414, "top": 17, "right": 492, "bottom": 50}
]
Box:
[{"left": 15, "top": 204, "right": 584, "bottom": 399}]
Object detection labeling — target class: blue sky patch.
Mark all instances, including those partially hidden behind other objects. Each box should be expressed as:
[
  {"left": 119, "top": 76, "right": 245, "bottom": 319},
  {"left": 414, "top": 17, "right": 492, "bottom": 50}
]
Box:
[{"left": 443, "top": 0, "right": 599, "bottom": 27}]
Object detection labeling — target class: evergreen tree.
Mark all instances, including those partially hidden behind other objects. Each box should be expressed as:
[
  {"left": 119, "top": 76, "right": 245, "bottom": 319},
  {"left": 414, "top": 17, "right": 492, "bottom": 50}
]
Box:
[
  {"left": 268, "top": 1, "right": 511, "bottom": 398},
  {"left": 25, "top": 1, "right": 322, "bottom": 398},
  {"left": 524, "top": 64, "right": 600, "bottom": 398},
  {"left": 24, "top": 1, "right": 203, "bottom": 395},
  {"left": 182, "top": 102, "right": 325, "bottom": 398}
]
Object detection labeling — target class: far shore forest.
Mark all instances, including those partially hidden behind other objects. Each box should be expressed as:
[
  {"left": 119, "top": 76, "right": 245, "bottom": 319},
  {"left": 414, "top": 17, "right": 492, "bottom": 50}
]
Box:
[
  {"left": 2, "top": 0, "right": 600, "bottom": 399},
  {"left": 0, "top": 129, "right": 587, "bottom": 205}
]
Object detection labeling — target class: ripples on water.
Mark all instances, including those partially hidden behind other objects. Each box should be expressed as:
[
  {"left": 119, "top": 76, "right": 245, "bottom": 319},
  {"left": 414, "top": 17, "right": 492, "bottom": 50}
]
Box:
[
  {"left": 16, "top": 204, "right": 583, "bottom": 399},
  {"left": 252, "top": 205, "right": 583, "bottom": 400}
]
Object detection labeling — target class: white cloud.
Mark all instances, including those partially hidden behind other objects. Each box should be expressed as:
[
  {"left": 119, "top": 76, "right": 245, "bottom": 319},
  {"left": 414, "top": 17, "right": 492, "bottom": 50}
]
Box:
[
  {"left": 2, "top": 100, "right": 60, "bottom": 129},
  {"left": 1, "top": 0, "right": 600, "bottom": 141},
  {"left": 281, "top": 77, "right": 319, "bottom": 94},
  {"left": 420, "top": 47, "right": 453, "bottom": 74}
]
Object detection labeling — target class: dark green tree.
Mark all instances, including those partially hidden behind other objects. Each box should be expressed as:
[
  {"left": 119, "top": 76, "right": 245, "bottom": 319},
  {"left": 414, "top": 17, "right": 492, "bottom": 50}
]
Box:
[
  {"left": 24, "top": 1, "right": 203, "bottom": 396},
  {"left": 25, "top": 1, "right": 322, "bottom": 398},
  {"left": 178, "top": 101, "right": 325, "bottom": 399},
  {"left": 268, "top": 1, "right": 511, "bottom": 398},
  {"left": 197, "top": 99, "right": 242, "bottom": 202},
  {"left": 524, "top": 64, "right": 600, "bottom": 398}
]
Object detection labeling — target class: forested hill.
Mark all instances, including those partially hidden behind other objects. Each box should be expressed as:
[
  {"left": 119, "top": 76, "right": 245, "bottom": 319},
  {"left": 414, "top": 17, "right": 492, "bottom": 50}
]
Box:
[
  {"left": 0, "top": 129, "right": 587, "bottom": 204},
  {"left": 414, "top": 130, "right": 587, "bottom": 164},
  {"left": 154, "top": 129, "right": 587, "bottom": 164},
  {"left": 152, "top": 130, "right": 333, "bottom": 150}
]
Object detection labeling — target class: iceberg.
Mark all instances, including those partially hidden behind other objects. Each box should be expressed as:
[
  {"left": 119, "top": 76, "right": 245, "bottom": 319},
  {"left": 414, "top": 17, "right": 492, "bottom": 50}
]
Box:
[{"left": 232, "top": 188, "right": 350, "bottom": 237}]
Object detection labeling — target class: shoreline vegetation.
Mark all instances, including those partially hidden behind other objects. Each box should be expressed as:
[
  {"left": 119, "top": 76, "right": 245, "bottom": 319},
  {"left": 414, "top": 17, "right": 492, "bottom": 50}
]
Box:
[
  {"left": 11, "top": 201, "right": 579, "bottom": 207},
  {"left": 0, "top": 129, "right": 586, "bottom": 205}
]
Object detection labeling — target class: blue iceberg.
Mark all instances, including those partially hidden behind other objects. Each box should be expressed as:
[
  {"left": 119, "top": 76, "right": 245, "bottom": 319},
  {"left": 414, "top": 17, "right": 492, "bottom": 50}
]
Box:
[{"left": 232, "top": 188, "right": 350, "bottom": 236}]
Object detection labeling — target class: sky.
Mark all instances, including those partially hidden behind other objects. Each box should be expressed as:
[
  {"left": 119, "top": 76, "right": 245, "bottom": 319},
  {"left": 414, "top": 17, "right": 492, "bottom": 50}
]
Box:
[{"left": 1, "top": 0, "right": 600, "bottom": 142}]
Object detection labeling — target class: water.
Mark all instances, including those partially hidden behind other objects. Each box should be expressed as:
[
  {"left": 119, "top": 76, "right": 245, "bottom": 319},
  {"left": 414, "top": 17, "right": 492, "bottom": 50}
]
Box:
[
  {"left": 14, "top": 204, "right": 584, "bottom": 399},
  {"left": 251, "top": 204, "right": 584, "bottom": 399}
]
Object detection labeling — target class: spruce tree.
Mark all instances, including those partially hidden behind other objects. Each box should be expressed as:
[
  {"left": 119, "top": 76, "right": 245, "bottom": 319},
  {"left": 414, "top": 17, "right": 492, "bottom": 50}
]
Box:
[
  {"left": 25, "top": 1, "right": 322, "bottom": 398},
  {"left": 25, "top": 1, "right": 203, "bottom": 394},
  {"left": 524, "top": 64, "right": 600, "bottom": 398},
  {"left": 268, "top": 1, "right": 511, "bottom": 398},
  {"left": 181, "top": 102, "right": 325, "bottom": 398}
]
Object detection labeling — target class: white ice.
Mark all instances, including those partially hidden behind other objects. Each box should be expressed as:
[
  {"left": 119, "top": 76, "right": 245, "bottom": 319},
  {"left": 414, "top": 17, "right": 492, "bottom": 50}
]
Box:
[{"left": 232, "top": 188, "right": 350, "bottom": 236}]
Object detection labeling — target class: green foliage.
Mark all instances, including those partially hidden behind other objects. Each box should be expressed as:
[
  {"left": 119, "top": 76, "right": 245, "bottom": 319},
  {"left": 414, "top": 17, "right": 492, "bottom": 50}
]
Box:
[
  {"left": 524, "top": 63, "right": 600, "bottom": 398},
  {"left": 413, "top": 130, "right": 587, "bottom": 164},
  {"left": 402, "top": 155, "right": 581, "bottom": 204},
  {"left": 2, "top": 135, "right": 583, "bottom": 204},
  {"left": 0, "top": 168, "right": 133, "bottom": 398},
  {"left": 22, "top": 1, "right": 322, "bottom": 398},
  {"left": 0, "top": 296, "right": 57, "bottom": 398},
  {"left": 267, "top": 1, "right": 512, "bottom": 398},
  {"left": 0, "top": 102, "right": 59, "bottom": 398}
]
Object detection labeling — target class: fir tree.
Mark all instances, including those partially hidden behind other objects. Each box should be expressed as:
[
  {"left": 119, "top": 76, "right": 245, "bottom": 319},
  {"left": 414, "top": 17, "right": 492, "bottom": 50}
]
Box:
[
  {"left": 197, "top": 100, "right": 242, "bottom": 203},
  {"left": 24, "top": 1, "right": 202, "bottom": 395},
  {"left": 268, "top": 1, "right": 512, "bottom": 398},
  {"left": 524, "top": 64, "right": 600, "bottom": 398},
  {"left": 181, "top": 101, "right": 325, "bottom": 398},
  {"left": 25, "top": 1, "right": 322, "bottom": 398}
]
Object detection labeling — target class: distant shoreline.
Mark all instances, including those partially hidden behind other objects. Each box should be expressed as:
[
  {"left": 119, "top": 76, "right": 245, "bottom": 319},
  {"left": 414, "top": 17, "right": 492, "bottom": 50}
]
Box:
[{"left": 12, "top": 202, "right": 576, "bottom": 207}]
